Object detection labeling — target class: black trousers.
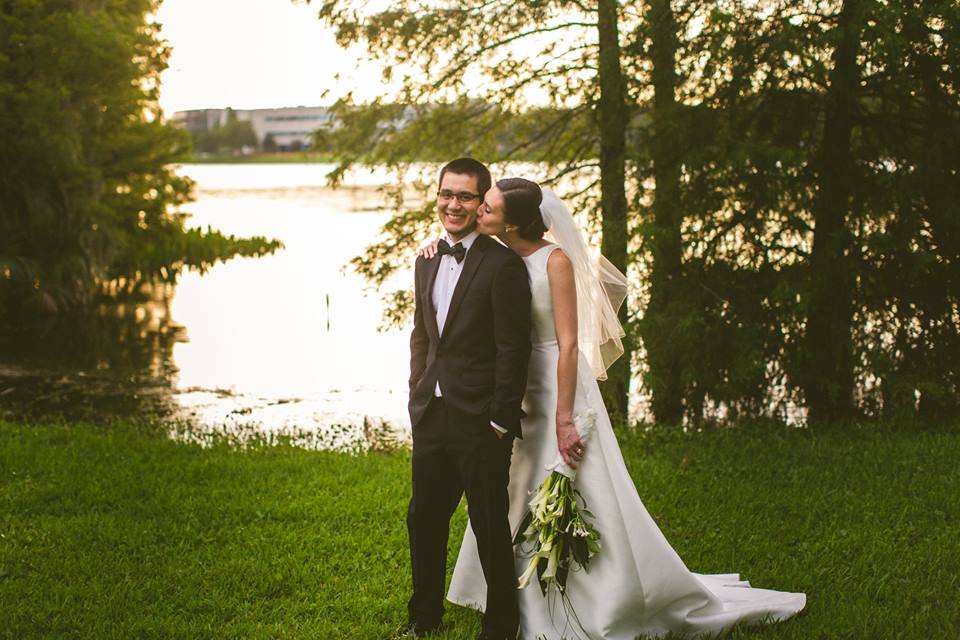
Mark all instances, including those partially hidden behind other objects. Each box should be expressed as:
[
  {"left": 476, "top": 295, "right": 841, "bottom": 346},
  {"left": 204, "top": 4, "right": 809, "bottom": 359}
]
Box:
[{"left": 407, "top": 397, "right": 518, "bottom": 638}]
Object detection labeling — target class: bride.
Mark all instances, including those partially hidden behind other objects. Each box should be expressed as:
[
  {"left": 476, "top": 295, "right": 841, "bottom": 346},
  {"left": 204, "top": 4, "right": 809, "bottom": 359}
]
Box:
[{"left": 428, "top": 178, "right": 806, "bottom": 639}]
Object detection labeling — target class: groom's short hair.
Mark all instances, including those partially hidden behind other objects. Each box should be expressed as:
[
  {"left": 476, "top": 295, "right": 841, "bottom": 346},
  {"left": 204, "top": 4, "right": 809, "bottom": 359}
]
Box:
[{"left": 438, "top": 157, "right": 492, "bottom": 197}]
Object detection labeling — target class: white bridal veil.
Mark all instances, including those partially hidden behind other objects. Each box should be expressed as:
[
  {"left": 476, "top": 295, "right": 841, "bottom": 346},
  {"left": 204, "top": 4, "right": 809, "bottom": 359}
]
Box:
[{"left": 539, "top": 188, "right": 628, "bottom": 380}]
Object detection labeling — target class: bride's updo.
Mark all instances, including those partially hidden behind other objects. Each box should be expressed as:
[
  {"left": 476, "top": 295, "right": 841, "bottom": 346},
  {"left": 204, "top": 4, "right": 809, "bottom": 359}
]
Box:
[{"left": 497, "top": 177, "right": 546, "bottom": 241}]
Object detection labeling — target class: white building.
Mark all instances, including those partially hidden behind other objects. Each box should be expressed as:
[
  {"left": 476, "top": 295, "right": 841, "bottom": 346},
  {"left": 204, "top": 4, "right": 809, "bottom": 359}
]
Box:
[{"left": 172, "top": 106, "right": 334, "bottom": 151}]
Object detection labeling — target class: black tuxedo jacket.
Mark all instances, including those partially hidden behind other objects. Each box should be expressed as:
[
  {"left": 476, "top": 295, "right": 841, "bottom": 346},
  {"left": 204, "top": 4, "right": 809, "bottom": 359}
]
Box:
[{"left": 408, "top": 234, "right": 532, "bottom": 437}]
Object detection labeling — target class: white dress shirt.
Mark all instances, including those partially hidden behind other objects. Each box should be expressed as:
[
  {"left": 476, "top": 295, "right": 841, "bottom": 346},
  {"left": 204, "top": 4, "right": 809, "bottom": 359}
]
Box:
[
  {"left": 432, "top": 231, "right": 478, "bottom": 338},
  {"left": 431, "top": 231, "right": 507, "bottom": 435}
]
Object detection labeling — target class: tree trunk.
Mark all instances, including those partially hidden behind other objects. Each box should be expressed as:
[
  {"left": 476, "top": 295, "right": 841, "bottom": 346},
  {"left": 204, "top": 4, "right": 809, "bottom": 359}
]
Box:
[
  {"left": 643, "top": 0, "right": 684, "bottom": 424},
  {"left": 596, "top": 0, "right": 630, "bottom": 425},
  {"left": 803, "top": 0, "right": 865, "bottom": 424},
  {"left": 908, "top": 0, "right": 957, "bottom": 418}
]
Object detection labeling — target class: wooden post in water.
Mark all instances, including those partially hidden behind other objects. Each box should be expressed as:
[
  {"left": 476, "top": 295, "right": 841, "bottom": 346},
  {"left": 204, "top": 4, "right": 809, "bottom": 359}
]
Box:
[{"left": 325, "top": 293, "right": 330, "bottom": 331}]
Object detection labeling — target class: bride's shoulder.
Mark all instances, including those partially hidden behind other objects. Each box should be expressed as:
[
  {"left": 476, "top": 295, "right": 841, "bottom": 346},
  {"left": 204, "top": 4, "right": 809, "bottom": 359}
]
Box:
[
  {"left": 545, "top": 245, "right": 569, "bottom": 264},
  {"left": 545, "top": 246, "right": 573, "bottom": 277}
]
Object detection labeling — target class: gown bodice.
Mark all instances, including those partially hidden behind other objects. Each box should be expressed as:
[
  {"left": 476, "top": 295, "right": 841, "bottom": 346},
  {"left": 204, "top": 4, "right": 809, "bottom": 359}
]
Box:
[{"left": 522, "top": 244, "right": 561, "bottom": 345}]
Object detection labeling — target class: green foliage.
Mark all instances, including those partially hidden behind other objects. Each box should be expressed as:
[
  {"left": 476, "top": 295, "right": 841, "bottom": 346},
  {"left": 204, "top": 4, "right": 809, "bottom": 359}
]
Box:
[
  {"left": 674, "top": 0, "right": 960, "bottom": 421},
  {"left": 1, "top": 417, "right": 959, "bottom": 637},
  {"left": 261, "top": 132, "right": 278, "bottom": 153},
  {"left": 0, "top": 1, "right": 279, "bottom": 321},
  {"left": 314, "top": 0, "right": 960, "bottom": 424},
  {"left": 309, "top": 0, "right": 612, "bottom": 318},
  {"left": 104, "top": 221, "right": 282, "bottom": 295},
  {"left": 192, "top": 107, "right": 259, "bottom": 154}
]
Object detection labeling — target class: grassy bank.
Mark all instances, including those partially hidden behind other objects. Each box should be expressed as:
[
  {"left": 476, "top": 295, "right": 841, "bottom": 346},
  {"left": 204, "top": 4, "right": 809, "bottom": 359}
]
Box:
[
  {"left": 185, "top": 152, "right": 338, "bottom": 164},
  {"left": 1, "top": 419, "right": 958, "bottom": 639}
]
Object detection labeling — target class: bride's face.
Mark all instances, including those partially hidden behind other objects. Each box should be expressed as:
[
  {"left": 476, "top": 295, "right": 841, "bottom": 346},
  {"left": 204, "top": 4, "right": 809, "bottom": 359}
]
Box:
[{"left": 477, "top": 186, "right": 507, "bottom": 235}]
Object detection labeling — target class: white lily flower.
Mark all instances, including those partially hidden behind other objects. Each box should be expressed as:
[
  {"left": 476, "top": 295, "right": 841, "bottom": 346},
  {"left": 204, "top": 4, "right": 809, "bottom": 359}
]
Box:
[
  {"left": 543, "top": 545, "right": 559, "bottom": 580},
  {"left": 517, "top": 557, "right": 539, "bottom": 589}
]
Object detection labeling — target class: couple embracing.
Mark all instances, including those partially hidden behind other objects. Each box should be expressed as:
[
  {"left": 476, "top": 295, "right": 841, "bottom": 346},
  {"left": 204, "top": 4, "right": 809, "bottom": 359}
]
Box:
[{"left": 404, "top": 158, "right": 805, "bottom": 640}]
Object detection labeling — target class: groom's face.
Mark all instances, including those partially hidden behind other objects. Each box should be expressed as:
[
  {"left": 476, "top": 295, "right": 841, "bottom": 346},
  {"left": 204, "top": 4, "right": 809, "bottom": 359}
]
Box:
[{"left": 436, "top": 172, "right": 480, "bottom": 241}]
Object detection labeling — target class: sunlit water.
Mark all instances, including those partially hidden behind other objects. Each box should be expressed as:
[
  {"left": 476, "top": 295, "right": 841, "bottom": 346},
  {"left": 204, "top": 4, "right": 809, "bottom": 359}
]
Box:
[
  {"left": 170, "top": 164, "right": 411, "bottom": 442},
  {"left": 0, "top": 164, "right": 414, "bottom": 448}
]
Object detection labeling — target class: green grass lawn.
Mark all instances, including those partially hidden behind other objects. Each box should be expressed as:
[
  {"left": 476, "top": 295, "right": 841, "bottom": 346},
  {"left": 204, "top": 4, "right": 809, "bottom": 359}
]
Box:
[{"left": 2, "top": 418, "right": 958, "bottom": 639}]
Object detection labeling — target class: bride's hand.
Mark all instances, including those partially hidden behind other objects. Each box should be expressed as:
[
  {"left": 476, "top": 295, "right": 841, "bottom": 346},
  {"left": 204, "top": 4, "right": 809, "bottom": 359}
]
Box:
[
  {"left": 556, "top": 416, "right": 583, "bottom": 468},
  {"left": 419, "top": 238, "right": 440, "bottom": 259}
]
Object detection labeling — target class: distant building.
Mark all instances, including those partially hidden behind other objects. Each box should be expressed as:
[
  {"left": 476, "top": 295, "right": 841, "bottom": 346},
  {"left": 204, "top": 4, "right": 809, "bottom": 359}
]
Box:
[
  {"left": 171, "top": 106, "right": 334, "bottom": 151},
  {"left": 173, "top": 109, "right": 224, "bottom": 136}
]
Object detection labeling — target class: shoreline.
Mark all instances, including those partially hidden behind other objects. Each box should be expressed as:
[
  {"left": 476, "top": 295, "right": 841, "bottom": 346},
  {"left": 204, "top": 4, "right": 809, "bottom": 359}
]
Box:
[{"left": 182, "top": 152, "right": 339, "bottom": 164}]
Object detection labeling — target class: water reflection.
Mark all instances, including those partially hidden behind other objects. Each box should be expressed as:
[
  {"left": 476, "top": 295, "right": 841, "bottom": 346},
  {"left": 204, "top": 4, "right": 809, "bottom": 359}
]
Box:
[
  {"left": 0, "top": 291, "right": 183, "bottom": 420},
  {"left": 0, "top": 164, "right": 413, "bottom": 449}
]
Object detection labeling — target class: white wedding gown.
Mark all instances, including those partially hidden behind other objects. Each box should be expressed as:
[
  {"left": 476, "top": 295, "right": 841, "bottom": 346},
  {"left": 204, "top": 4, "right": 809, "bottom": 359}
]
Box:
[{"left": 447, "top": 244, "right": 806, "bottom": 639}]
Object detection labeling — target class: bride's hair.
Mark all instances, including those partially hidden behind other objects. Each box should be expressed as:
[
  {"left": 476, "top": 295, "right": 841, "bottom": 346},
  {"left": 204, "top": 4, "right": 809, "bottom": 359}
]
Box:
[{"left": 497, "top": 177, "right": 546, "bottom": 241}]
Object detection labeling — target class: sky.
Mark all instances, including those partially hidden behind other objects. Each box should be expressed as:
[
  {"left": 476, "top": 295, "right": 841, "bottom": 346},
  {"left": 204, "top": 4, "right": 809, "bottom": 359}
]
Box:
[{"left": 154, "top": 0, "right": 382, "bottom": 115}]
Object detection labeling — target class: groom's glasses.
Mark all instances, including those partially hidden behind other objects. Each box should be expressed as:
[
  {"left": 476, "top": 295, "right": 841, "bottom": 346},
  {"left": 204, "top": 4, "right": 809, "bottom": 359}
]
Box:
[{"left": 437, "top": 190, "right": 480, "bottom": 204}]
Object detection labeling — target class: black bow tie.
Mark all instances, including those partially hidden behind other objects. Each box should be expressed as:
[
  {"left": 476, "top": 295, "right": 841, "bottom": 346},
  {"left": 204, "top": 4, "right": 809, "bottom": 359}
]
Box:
[{"left": 437, "top": 239, "right": 466, "bottom": 264}]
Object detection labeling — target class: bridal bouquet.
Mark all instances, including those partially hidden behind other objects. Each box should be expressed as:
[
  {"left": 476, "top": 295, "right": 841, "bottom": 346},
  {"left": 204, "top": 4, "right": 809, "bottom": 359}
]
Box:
[{"left": 513, "top": 409, "right": 601, "bottom": 595}]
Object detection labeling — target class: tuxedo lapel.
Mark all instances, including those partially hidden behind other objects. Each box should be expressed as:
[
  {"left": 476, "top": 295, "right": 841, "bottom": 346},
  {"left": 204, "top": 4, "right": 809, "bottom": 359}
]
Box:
[
  {"left": 422, "top": 256, "right": 442, "bottom": 341},
  {"left": 442, "top": 235, "right": 488, "bottom": 341}
]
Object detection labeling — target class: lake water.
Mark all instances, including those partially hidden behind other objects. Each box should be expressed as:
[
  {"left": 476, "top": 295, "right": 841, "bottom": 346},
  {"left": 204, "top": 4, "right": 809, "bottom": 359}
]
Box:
[
  {"left": 172, "top": 164, "right": 413, "bottom": 442},
  {"left": 0, "top": 164, "right": 415, "bottom": 448},
  {"left": 0, "top": 163, "right": 804, "bottom": 437}
]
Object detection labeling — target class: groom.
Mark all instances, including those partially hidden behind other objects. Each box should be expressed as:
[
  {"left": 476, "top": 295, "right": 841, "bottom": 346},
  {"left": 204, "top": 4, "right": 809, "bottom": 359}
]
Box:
[{"left": 406, "top": 158, "right": 531, "bottom": 640}]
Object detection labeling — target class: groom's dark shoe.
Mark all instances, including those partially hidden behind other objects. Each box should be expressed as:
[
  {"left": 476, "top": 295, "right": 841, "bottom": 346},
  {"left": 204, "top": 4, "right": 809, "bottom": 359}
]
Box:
[
  {"left": 398, "top": 620, "right": 443, "bottom": 638},
  {"left": 476, "top": 631, "right": 518, "bottom": 640}
]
